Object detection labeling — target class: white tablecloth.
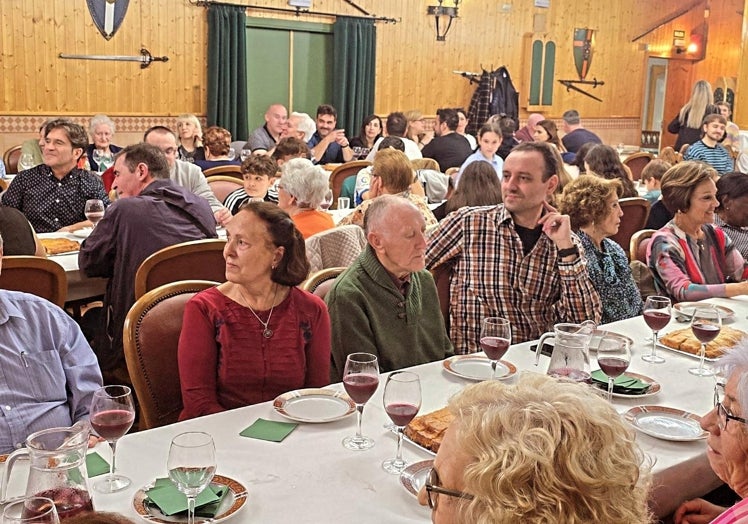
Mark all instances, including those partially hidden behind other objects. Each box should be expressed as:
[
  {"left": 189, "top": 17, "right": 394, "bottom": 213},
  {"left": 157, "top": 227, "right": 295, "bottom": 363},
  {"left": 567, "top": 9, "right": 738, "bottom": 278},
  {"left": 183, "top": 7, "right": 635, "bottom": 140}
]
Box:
[
  {"left": 38, "top": 232, "right": 107, "bottom": 302},
  {"left": 63, "top": 296, "right": 747, "bottom": 522}
]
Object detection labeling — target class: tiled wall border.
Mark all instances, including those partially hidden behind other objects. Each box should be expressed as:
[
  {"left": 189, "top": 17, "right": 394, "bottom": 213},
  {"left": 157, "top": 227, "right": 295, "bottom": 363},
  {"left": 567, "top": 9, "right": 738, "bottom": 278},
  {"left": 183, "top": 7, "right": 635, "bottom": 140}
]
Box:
[{"left": 0, "top": 115, "right": 208, "bottom": 134}]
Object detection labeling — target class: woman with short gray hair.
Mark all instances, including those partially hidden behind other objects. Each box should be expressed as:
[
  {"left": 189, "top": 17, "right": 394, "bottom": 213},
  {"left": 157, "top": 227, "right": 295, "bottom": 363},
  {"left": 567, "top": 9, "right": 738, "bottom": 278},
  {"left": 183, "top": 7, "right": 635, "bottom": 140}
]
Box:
[
  {"left": 86, "top": 114, "right": 121, "bottom": 172},
  {"left": 277, "top": 158, "right": 334, "bottom": 239}
]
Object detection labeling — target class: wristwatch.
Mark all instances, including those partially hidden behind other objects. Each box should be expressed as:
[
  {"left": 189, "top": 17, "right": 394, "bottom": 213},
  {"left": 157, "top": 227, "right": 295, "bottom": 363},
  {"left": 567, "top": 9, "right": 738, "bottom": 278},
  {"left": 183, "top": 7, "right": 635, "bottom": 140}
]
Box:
[
  {"left": 342, "top": 143, "right": 351, "bottom": 148},
  {"left": 557, "top": 245, "right": 579, "bottom": 258}
]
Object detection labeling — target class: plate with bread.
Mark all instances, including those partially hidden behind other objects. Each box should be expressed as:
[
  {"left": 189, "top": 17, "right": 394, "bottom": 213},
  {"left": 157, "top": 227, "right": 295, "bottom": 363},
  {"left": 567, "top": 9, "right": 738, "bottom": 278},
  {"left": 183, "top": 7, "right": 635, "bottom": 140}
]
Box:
[
  {"left": 442, "top": 355, "right": 517, "bottom": 381},
  {"left": 40, "top": 237, "right": 80, "bottom": 255},
  {"left": 402, "top": 407, "right": 454, "bottom": 455},
  {"left": 658, "top": 326, "right": 748, "bottom": 361}
]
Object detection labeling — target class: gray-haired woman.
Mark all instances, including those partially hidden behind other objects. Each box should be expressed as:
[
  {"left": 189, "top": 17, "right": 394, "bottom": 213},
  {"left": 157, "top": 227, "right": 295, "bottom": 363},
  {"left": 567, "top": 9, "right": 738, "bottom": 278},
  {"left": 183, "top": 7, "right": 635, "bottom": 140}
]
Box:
[{"left": 277, "top": 158, "right": 334, "bottom": 239}]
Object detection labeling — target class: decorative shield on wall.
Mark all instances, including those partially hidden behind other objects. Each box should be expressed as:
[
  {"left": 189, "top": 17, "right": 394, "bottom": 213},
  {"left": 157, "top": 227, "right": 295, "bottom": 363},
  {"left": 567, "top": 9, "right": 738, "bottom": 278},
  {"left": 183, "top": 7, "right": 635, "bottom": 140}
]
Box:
[
  {"left": 87, "top": 0, "right": 130, "bottom": 41},
  {"left": 573, "top": 27, "right": 594, "bottom": 81}
]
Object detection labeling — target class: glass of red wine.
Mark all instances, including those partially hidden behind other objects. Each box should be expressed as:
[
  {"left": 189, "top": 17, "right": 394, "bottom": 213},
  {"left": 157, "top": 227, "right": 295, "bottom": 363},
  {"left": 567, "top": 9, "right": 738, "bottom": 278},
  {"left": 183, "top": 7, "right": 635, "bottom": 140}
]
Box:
[
  {"left": 480, "top": 317, "right": 511, "bottom": 380},
  {"left": 342, "top": 352, "right": 379, "bottom": 451},
  {"left": 3, "top": 497, "right": 59, "bottom": 524},
  {"left": 689, "top": 305, "right": 721, "bottom": 376},
  {"left": 382, "top": 371, "right": 421, "bottom": 474},
  {"left": 596, "top": 335, "right": 631, "bottom": 402},
  {"left": 642, "top": 296, "right": 671, "bottom": 363},
  {"left": 84, "top": 199, "right": 105, "bottom": 228},
  {"left": 89, "top": 385, "right": 136, "bottom": 493}
]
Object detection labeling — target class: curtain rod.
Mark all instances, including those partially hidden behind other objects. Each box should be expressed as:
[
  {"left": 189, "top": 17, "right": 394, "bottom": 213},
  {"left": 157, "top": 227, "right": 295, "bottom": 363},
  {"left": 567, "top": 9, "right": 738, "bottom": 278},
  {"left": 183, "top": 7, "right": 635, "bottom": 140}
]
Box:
[{"left": 188, "top": 0, "right": 399, "bottom": 24}]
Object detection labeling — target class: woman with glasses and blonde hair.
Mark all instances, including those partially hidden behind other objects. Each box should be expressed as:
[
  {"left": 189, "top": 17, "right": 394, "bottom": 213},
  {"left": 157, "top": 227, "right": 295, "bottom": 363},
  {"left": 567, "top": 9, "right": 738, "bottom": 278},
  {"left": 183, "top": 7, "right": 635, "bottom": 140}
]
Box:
[
  {"left": 417, "top": 373, "right": 651, "bottom": 523},
  {"left": 176, "top": 114, "right": 205, "bottom": 162},
  {"left": 404, "top": 110, "right": 432, "bottom": 150}
]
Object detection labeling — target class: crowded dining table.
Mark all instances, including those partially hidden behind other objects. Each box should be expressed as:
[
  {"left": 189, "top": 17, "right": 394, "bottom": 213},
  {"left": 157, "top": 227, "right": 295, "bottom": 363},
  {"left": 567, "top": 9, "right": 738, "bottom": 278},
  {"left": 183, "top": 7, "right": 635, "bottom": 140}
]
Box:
[{"left": 1, "top": 295, "right": 738, "bottom": 522}]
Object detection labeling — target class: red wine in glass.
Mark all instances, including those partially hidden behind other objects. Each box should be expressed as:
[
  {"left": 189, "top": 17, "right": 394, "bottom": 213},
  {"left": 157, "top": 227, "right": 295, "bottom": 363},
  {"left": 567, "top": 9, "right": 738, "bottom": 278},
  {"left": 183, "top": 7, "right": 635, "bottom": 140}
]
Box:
[
  {"left": 644, "top": 310, "right": 670, "bottom": 331},
  {"left": 343, "top": 374, "right": 379, "bottom": 404},
  {"left": 91, "top": 409, "right": 135, "bottom": 440},
  {"left": 28, "top": 488, "right": 94, "bottom": 520},
  {"left": 597, "top": 357, "right": 629, "bottom": 379},
  {"left": 480, "top": 336, "right": 510, "bottom": 361},
  {"left": 385, "top": 402, "right": 419, "bottom": 427},
  {"left": 692, "top": 322, "right": 720, "bottom": 343}
]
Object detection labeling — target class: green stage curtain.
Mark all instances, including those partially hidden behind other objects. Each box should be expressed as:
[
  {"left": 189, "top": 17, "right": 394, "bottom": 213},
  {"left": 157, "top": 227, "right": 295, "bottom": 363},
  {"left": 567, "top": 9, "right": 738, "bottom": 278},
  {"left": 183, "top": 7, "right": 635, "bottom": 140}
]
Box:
[
  {"left": 332, "top": 17, "right": 376, "bottom": 136},
  {"left": 207, "top": 5, "right": 249, "bottom": 140}
]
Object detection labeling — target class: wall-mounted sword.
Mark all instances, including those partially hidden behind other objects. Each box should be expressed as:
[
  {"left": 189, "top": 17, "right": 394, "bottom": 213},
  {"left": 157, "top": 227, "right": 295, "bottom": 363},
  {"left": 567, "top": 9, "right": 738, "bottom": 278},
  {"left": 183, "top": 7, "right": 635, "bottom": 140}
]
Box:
[
  {"left": 58, "top": 48, "right": 168, "bottom": 69},
  {"left": 557, "top": 78, "right": 605, "bottom": 102}
]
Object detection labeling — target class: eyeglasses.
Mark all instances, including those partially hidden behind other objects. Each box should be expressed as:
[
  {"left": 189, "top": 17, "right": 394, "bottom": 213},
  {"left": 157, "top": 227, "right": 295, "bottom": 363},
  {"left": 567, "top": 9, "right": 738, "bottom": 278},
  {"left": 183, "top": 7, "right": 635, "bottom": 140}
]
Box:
[
  {"left": 424, "top": 468, "right": 474, "bottom": 510},
  {"left": 714, "top": 384, "right": 748, "bottom": 430}
]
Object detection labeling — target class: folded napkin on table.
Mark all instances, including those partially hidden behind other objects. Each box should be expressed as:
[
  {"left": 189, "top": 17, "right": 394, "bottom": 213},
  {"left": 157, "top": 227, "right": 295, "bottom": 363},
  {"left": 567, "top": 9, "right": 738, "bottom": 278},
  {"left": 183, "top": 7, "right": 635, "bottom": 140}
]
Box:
[
  {"left": 590, "top": 370, "right": 651, "bottom": 394},
  {"left": 240, "top": 418, "right": 298, "bottom": 442},
  {"left": 145, "top": 478, "right": 228, "bottom": 517}
]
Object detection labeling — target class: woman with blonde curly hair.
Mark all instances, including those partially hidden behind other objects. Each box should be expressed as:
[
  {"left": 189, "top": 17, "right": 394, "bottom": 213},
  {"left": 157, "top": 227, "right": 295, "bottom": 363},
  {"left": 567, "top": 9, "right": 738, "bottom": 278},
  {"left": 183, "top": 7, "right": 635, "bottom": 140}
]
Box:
[
  {"left": 418, "top": 374, "right": 651, "bottom": 524},
  {"left": 558, "top": 175, "right": 643, "bottom": 322}
]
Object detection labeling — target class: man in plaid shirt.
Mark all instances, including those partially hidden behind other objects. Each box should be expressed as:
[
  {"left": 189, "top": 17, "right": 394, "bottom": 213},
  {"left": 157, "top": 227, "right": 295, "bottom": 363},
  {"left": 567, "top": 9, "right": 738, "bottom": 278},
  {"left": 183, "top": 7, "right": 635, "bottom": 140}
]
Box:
[{"left": 426, "top": 142, "right": 602, "bottom": 353}]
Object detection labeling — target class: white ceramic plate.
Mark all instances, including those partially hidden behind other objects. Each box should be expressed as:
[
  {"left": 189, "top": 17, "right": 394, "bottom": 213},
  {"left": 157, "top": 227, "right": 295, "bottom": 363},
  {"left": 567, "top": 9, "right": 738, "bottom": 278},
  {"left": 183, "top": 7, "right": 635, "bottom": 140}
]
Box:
[
  {"left": 442, "top": 355, "right": 517, "bottom": 381},
  {"left": 273, "top": 388, "right": 355, "bottom": 423},
  {"left": 591, "top": 371, "right": 661, "bottom": 399},
  {"left": 673, "top": 302, "right": 735, "bottom": 322},
  {"left": 624, "top": 405, "right": 707, "bottom": 441},
  {"left": 400, "top": 459, "right": 433, "bottom": 497},
  {"left": 72, "top": 228, "right": 93, "bottom": 238},
  {"left": 132, "top": 475, "right": 247, "bottom": 524}
]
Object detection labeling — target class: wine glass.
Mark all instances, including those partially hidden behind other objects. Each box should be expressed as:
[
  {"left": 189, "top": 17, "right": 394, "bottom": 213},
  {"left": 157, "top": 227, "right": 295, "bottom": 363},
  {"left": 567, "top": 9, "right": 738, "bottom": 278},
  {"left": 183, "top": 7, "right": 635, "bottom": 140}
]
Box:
[
  {"left": 382, "top": 371, "right": 421, "bottom": 474},
  {"left": 89, "top": 385, "right": 136, "bottom": 493},
  {"left": 18, "top": 153, "right": 35, "bottom": 172},
  {"left": 320, "top": 189, "right": 334, "bottom": 210},
  {"left": 596, "top": 335, "right": 631, "bottom": 402},
  {"left": 2, "top": 497, "right": 59, "bottom": 524},
  {"left": 91, "top": 149, "right": 104, "bottom": 170},
  {"left": 689, "top": 305, "right": 721, "bottom": 376},
  {"left": 167, "top": 432, "right": 216, "bottom": 524},
  {"left": 240, "top": 149, "right": 251, "bottom": 162},
  {"left": 227, "top": 147, "right": 236, "bottom": 160},
  {"left": 480, "top": 317, "right": 511, "bottom": 380},
  {"left": 84, "top": 199, "right": 105, "bottom": 228},
  {"left": 342, "top": 352, "right": 379, "bottom": 451},
  {"left": 642, "top": 296, "right": 671, "bottom": 363}
]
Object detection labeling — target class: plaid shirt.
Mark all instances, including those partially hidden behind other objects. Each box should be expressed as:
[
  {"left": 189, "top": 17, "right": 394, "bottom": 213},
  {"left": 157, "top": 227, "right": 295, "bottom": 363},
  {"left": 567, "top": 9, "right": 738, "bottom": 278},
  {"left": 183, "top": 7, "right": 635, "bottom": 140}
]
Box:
[{"left": 426, "top": 205, "right": 602, "bottom": 353}]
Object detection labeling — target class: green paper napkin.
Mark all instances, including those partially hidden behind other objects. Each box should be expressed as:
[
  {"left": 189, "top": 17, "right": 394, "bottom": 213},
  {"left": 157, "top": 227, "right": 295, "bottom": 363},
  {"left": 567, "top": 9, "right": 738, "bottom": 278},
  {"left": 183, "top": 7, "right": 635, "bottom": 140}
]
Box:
[
  {"left": 86, "top": 452, "right": 110, "bottom": 477},
  {"left": 240, "top": 418, "right": 298, "bottom": 442},
  {"left": 145, "top": 479, "right": 222, "bottom": 516},
  {"left": 591, "top": 370, "right": 650, "bottom": 392}
]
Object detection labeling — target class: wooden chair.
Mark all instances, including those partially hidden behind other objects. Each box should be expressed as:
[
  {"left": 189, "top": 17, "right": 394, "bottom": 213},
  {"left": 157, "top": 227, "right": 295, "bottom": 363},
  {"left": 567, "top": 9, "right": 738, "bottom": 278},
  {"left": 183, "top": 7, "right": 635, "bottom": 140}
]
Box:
[
  {"left": 123, "top": 280, "right": 218, "bottom": 430},
  {"left": 430, "top": 261, "right": 455, "bottom": 334},
  {"left": 3, "top": 145, "right": 22, "bottom": 174},
  {"left": 623, "top": 152, "right": 654, "bottom": 182},
  {"left": 328, "top": 161, "right": 371, "bottom": 209},
  {"left": 300, "top": 267, "right": 345, "bottom": 299},
  {"left": 202, "top": 165, "right": 243, "bottom": 180},
  {"left": 206, "top": 175, "right": 243, "bottom": 204},
  {"left": 609, "top": 197, "right": 651, "bottom": 257},
  {"left": 0, "top": 179, "right": 7, "bottom": 192},
  {"left": 0, "top": 256, "right": 67, "bottom": 307},
  {"left": 134, "top": 239, "right": 227, "bottom": 300},
  {"left": 630, "top": 229, "right": 656, "bottom": 264}
]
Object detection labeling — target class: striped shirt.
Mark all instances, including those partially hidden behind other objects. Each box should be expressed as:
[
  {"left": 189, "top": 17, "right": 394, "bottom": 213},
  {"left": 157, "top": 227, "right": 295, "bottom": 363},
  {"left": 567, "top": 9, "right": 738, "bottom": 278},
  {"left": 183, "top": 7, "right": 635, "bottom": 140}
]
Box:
[
  {"left": 425, "top": 205, "right": 602, "bottom": 353},
  {"left": 711, "top": 497, "right": 748, "bottom": 524},
  {"left": 684, "top": 140, "right": 735, "bottom": 175},
  {"left": 716, "top": 215, "right": 748, "bottom": 261}
]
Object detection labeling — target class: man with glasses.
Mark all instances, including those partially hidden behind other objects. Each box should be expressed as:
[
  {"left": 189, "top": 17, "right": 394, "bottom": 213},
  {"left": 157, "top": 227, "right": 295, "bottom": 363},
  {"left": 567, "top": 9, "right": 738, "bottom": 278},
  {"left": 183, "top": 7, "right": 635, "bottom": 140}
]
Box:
[{"left": 144, "top": 126, "right": 231, "bottom": 226}]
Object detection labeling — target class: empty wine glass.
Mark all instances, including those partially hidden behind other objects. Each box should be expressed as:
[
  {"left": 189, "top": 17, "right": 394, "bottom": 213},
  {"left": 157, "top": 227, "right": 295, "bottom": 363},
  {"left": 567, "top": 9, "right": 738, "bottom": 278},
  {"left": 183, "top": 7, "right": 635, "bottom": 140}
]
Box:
[
  {"left": 18, "top": 153, "right": 35, "bottom": 172},
  {"left": 91, "top": 149, "right": 104, "bottom": 169},
  {"left": 167, "top": 432, "right": 216, "bottom": 524},
  {"left": 342, "top": 353, "right": 379, "bottom": 451},
  {"left": 480, "top": 317, "right": 511, "bottom": 380},
  {"left": 89, "top": 385, "right": 136, "bottom": 493},
  {"left": 596, "top": 335, "right": 631, "bottom": 402},
  {"left": 3, "top": 497, "right": 59, "bottom": 524},
  {"left": 689, "top": 305, "right": 721, "bottom": 376},
  {"left": 84, "top": 199, "right": 105, "bottom": 228},
  {"left": 642, "top": 296, "right": 671, "bottom": 363},
  {"left": 320, "top": 189, "right": 334, "bottom": 210},
  {"left": 382, "top": 372, "right": 421, "bottom": 474},
  {"left": 240, "top": 149, "right": 251, "bottom": 162},
  {"left": 227, "top": 147, "right": 236, "bottom": 160}
]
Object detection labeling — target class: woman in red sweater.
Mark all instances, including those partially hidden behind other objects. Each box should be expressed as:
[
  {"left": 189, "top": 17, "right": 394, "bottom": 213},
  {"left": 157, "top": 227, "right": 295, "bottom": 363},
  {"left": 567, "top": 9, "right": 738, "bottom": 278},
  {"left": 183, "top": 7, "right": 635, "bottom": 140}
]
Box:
[{"left": 178, "top": 202, "right": 331, "bottom": 420}]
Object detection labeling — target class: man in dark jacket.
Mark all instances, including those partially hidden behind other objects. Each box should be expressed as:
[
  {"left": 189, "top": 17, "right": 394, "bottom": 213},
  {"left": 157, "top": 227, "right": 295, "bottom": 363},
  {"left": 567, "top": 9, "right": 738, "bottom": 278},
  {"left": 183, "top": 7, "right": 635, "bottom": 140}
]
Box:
[{"left": 79, "top": 143, "right": 216, "bottom": 382}]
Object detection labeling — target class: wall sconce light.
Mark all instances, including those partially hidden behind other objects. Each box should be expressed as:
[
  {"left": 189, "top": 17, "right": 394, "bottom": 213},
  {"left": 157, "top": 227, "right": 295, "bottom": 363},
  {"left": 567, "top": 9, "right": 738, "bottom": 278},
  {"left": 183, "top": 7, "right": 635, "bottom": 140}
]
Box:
[{"left": 427, "top": 0, "right": 461, "bottom": 41}]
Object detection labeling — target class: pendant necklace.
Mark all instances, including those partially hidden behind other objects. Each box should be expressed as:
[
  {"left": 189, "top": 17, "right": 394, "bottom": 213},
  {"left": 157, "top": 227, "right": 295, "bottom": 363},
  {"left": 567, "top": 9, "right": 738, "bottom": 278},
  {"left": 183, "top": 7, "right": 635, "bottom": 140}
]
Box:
[{"left": 239, "top": 284, "right": 279, "bottom": 339}]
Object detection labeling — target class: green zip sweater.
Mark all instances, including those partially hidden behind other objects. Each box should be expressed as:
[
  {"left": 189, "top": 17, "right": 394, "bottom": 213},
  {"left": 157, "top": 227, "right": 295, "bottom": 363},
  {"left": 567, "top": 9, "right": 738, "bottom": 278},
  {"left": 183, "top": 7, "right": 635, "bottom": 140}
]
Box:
[{"left": 326, "top": 246, "right": 454, "bottom": 382}]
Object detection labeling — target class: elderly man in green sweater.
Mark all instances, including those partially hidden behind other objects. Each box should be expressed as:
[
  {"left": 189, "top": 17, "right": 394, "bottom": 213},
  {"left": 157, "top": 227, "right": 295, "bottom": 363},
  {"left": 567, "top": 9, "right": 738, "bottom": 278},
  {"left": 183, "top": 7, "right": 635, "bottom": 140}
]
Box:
[{"left": 326, "top": 195, "right": 453, "bottom": 382}]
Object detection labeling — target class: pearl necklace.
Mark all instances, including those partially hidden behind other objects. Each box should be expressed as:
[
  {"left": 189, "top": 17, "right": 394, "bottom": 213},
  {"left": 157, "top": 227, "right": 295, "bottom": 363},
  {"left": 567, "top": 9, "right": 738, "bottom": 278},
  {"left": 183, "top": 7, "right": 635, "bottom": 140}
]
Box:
[{"left": 238, "top": 285, "right": 279, "bottom": 339}]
